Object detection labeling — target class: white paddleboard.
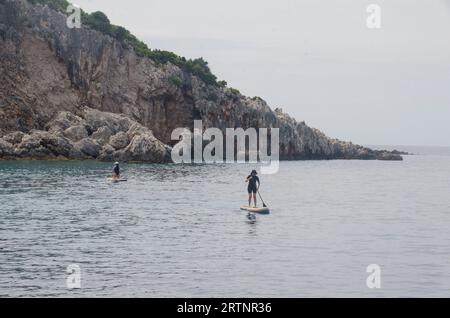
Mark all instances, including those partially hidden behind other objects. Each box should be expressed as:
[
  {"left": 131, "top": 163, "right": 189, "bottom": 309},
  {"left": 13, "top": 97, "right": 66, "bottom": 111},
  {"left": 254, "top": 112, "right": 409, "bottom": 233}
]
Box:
[
  {"left": 240, "top": 206, "right": 270, "bottom": 214},
  {"left": 108, "top": 178, "right": 128, "bottom": 183}
]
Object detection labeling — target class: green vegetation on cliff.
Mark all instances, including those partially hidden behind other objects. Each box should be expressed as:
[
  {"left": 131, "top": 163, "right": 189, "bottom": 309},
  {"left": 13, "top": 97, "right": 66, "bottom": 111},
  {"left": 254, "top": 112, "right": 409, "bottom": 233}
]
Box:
[
  {"left": 29, "top": 0, "right": 69, "bottom": 12},
  {"left": 28, "top": 0, "right": 221, "bottom": 86}
]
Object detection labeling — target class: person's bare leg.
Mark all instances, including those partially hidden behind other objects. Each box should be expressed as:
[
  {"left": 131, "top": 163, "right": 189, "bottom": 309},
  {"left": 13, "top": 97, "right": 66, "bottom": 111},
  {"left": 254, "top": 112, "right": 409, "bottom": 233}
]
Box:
[
  {"left": 248, "top": 194, "right": 252, "bottom": 206},
  {"left": 253, "top": 193, "right": 257, "bottom": 207}
]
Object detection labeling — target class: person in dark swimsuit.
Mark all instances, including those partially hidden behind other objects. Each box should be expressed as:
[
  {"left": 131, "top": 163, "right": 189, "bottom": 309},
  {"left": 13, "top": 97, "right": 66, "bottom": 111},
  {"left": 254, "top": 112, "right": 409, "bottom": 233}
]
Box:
[
  {"left": 113, "top": 162, "right": 120, "bottom": 180},
  {"left": 245, "top": 170, "right": 260, "bottom": 207}
]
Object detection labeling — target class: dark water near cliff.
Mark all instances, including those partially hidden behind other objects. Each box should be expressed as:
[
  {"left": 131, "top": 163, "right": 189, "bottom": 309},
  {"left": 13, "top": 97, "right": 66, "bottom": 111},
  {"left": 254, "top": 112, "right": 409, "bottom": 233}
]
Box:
[{"left": 1, "top": 147, "right": 450, "bottom": 297}]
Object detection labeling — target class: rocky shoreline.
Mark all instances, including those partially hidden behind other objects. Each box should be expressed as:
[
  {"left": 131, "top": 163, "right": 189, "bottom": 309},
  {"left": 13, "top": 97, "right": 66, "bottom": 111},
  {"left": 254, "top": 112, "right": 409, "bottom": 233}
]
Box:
[
  {"left": 0, "top": 108, "right": 172, "bottom": 162},
  {"left": 0, "top": 0, "right": 403, "bottom": 162}
]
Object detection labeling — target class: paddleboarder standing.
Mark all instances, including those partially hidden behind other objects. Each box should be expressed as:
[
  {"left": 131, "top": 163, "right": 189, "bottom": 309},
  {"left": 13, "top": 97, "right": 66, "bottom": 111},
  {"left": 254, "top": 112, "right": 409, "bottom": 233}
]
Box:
[{"left": 245, "top": 170, "right": 260, "bottom": 207}]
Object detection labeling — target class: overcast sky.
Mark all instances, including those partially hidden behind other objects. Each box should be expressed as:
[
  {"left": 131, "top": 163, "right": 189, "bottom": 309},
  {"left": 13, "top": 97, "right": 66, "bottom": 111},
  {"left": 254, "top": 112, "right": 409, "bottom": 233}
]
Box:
[{"left": 74, "top": 0, "right": 450, "bottom": 146}]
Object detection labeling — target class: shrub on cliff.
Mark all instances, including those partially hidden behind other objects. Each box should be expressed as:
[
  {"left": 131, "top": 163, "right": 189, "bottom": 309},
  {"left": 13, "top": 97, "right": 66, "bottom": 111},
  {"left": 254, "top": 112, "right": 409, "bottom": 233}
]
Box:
[
  {"left": 228, "top": 88, "right": 241, "bottom": 96},
  {"left": 218, "top": 80, "right": 228, "bottom": 88},
  {"left": 29, "top": 0, "right": 70, "bottom": 12},
  {"left": 111, "top": 26, "right": 129, "bottom": 42},
  {"left": 183, "top": 58, "right": 217, "bottom": 85},
  {"left": 82, "top": 11, "right": 111, "bottom": 35},
  {"left": 168, "top": 75, "right": 183, "bottom": 88}
]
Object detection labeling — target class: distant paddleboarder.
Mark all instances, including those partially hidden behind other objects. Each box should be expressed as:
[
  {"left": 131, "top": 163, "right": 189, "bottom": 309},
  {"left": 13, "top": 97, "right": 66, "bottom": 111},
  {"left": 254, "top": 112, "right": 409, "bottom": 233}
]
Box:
[
  {"left": 245, "top": 170, "right": 260, "bottom": 208},
  {"left": 113, "top": 162, "right": 120, "bottom": 180}
]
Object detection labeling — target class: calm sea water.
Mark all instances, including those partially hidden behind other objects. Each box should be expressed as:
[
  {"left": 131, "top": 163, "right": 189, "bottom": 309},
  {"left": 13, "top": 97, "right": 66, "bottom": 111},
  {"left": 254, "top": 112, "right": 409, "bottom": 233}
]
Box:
[{"left": 1, "top": 147, "right": 450, "bottom": 297}]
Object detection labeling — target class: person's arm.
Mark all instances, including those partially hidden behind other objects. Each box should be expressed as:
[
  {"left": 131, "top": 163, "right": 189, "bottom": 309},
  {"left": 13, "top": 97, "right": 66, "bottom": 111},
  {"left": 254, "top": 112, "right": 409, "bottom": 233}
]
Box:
[
  {"left": 245, "top": 175, "right": 250, "bottom": 182},
  {"left": 256, "top": 176, "right": 260, "bottom": 188}
]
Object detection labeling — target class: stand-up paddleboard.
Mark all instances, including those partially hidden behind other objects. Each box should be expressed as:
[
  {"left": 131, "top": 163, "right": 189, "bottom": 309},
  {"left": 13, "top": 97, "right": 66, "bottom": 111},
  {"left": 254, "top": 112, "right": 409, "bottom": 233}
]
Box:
[
  {"left": 108, "top": 178, "right": 128, "bottom": 183},
  {"left": 240, "top": 206, "right": 270, "bottom": 214}
]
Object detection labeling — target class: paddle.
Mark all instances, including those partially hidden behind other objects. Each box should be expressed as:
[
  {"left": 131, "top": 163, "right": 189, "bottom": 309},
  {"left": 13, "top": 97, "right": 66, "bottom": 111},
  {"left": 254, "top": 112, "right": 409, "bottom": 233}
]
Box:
[{"left": 257, "top": 186, "right": 268, "bottom": 208}]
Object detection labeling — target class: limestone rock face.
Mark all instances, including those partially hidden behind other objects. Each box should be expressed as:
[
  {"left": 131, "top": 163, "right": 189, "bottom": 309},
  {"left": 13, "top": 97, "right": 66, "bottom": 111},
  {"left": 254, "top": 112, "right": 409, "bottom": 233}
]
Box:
[
  {"left": 109, "top": 132, "right": 129, "bottom": 150},
  {"left": 0, "top": 0, "right": 402, "bottom": 162},
  {"left": 64, "top": 125, "right": 88, "bottom": 142},
  {"left": 119, "top": 135, "right": 172, "bottom": 163},
  {"left": 2, "top": 131, "right": 25, "bottom": 145},
  {"left": 0, "top": 106, "right": 172, "bottom": 162},
  {"left": 91, "top": 126, "right": 113, "bottom": 145},
  {"left": 9, "top": 130, "right": 74, "bottom": 159},
  {"left": 0, "top": 139, "right": 14, "bottom": 157},
  {"left": 75, "top": 138, "right": 102, "bottom": 158}
]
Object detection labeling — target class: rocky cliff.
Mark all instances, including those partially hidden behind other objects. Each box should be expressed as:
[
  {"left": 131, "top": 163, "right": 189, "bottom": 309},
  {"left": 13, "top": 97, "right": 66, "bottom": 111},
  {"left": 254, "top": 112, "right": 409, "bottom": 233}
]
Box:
[{"left": 0, "top": 0, "right": 402, "bottom": 161}]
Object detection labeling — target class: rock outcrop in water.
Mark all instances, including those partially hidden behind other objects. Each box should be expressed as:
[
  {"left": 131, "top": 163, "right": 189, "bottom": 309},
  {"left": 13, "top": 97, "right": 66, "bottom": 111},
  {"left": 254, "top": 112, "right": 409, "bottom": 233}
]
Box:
[
  {"left": 0, "top": 107, "right": 171, "bottom": 161},
  {"left": 0, "top": 0, "right": 402, "bottom": 161}
]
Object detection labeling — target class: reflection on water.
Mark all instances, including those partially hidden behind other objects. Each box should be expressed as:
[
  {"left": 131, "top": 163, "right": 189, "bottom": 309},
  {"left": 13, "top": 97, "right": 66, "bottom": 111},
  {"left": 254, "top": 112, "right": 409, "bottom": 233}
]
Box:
[{"left": 1, "top": 154, "right": 450, "bottom": 297}]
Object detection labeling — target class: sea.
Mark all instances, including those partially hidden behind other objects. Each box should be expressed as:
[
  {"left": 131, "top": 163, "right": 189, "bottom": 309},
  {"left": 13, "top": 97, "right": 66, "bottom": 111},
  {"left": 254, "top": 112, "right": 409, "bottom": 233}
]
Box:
[{"left": 1, "top": 146, "right": 449, "bottom": 297}]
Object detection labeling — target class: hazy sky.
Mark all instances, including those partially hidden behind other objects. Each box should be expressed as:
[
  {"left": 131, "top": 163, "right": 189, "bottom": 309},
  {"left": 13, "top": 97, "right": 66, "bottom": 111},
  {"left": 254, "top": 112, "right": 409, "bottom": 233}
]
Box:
[{"left": 74, "top": 0, "right": 450, "bottom": 146}]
